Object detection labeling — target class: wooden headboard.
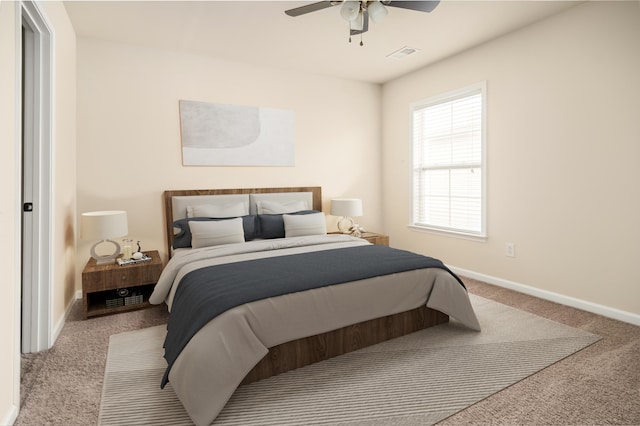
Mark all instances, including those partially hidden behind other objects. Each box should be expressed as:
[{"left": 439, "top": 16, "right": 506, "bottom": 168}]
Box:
[{"left": 163, "top": 186, "right": 322, "bottom": 256}]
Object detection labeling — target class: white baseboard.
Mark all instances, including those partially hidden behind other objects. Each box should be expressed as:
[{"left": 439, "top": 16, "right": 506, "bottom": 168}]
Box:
[
  {"left": 1, "top": 404, "right": 19, "bottom": 426},
  {"left": 449, "top": 266, "right": 640, "bottom": 327},
  {"left": 51, "top": 290, "right": 82, "bottom": 345}
]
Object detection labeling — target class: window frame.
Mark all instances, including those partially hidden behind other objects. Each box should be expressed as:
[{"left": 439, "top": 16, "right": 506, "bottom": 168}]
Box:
[{"left": 409, "top": 82, "right": 487, "bottom": 240}]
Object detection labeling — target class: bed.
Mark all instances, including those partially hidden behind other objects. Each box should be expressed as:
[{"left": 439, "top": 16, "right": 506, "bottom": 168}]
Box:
[{"left": 150, "top": 186, "right": 481, "bottom": 426}]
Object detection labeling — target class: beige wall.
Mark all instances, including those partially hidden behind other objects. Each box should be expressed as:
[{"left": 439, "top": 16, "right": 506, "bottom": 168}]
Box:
[
  {"left": 0, "top": 1, "right": 19, "bottom": 422},
  {"left": 382, "top": 1, "right": 640, "bottom": 318},
  {"left": 76, "top": 38, "right": 382, "bottom": 271},
  {"left": 0, "top": 1, "right": 76, "bottom": 422},
  {"left": 41, "top": 0, "right": 78, "bottom": 338}
]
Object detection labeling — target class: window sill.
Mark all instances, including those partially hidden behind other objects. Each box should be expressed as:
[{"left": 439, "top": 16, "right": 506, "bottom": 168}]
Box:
[{"left": 408, "top": 225, "right": 487, "bottom": 243}]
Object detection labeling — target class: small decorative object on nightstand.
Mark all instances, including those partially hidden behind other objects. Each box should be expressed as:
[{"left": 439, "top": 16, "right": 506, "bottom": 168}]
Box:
[{"left": 82, "top": 250, "right": 163, "bottom": 319}]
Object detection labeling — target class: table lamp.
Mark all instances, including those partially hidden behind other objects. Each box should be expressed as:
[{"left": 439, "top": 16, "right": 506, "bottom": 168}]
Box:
[
  {"left": 330, "top": 198, "right": 363, "bottom": 234},
  {"left": 81, "top": 210, "right": 128, "bottom": 265}
]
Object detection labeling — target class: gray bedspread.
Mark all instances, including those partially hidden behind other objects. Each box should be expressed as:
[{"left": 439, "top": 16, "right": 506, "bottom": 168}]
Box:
[{"left": 162, "top": 244, "right": 466, "bottom": 387}]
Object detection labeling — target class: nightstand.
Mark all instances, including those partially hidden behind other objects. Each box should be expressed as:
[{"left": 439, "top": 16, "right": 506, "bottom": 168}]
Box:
[
  {"left": 359, "top": 232, "right": 389, "bottom": 246},
  {"left": 81, "top": 250, "right": 163, "bottom": 319},
  {"left": 329, "top": 231, "right": 389, "bottom": 246}
]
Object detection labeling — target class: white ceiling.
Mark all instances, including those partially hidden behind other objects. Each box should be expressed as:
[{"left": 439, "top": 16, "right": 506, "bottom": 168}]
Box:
[{"left": 64, "top": 0, "right": 580, "bottom": 84}]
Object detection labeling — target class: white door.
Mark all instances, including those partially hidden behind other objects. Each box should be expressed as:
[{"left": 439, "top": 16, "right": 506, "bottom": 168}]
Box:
[
  {"left": 20, "top": 1, "right": 52, "bottom": 354},
  {"left": 21, "top": 21, "right": 36, "bottom": 353}
]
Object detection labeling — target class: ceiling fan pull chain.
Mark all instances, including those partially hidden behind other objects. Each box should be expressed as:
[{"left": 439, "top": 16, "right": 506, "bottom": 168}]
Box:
[{"left": 360, "top": 33, "right": 364, "bottom": 47}]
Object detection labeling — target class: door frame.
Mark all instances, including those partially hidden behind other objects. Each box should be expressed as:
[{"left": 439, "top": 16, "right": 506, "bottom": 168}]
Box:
[{"left": 20, "top": 0, "right": 53, "bottom": 354}]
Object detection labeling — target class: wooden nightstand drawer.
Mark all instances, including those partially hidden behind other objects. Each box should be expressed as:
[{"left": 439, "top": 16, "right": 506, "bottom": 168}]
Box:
[
  {"left": 91, "top": 263, "right": 163, "bottom": 289},
  {"left": 140, "top": 261, "right": 163, "bottom": 282},
  {"left": 96, "top": 268, "right": 141, "bottom": 290}
]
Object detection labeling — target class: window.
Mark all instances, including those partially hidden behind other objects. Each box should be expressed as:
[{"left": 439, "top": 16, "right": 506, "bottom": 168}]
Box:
[{"left": 411, "top": 82, "right": 486, "bottom": 238}]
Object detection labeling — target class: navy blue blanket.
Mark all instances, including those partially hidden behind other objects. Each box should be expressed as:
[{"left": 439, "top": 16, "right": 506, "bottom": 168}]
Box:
[{"left": 161, "top": 244, "right": 464, "bottom": 387}]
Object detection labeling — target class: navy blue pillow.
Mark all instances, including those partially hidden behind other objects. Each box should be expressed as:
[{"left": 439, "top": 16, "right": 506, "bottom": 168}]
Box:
[
  {"left": 172, "top": 215, "right": 258, "bottom": 249},
  {"left": 257, "top": 210, "right": 320, "bottom": 239}
]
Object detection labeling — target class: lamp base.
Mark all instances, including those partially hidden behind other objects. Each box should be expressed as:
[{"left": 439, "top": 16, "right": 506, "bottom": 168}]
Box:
[
  {"left": 337, "top": 216, "right": 354, "bottom": 234},
  {"left": 90, "top": 239, "right": 121, "bottom": 265},
  {"left": 337, "top": 217, "right": 365, "bottom": 237}
]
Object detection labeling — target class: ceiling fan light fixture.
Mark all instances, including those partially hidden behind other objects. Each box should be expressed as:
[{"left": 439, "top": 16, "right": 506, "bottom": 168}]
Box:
[
  {"left": 368, "top": 1, "right": 388, "bottom": 23},
  {"left": 340, "top": 1, "right": 361, "bottom": 21}
]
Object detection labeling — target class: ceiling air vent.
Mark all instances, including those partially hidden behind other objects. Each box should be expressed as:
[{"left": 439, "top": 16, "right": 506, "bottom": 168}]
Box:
[{"left": 386, "top": 46, "right": 420, "bottom": 60}]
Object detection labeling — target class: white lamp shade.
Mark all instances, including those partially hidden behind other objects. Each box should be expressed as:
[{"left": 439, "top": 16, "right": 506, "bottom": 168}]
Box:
[
  {"left": 81, "top": 211, "right": 128, "bottom": 240},
  {"left": 340, "top": 1, "right": 360, "bottom": 21},
  {"left": 330, "top": 199, "right": 363, "bottom": 217}
]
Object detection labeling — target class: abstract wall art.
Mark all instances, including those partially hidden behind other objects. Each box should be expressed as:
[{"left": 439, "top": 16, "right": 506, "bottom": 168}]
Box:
[{"left": 179, "top": 100, "right": 295, "bottom": 166}]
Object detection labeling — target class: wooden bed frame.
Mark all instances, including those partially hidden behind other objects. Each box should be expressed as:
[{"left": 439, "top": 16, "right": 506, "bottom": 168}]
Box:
[{"left": 162, "top": 186, "right": 449, "bottom": 384}]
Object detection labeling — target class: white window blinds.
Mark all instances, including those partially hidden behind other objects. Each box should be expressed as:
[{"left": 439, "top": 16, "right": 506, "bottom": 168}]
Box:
[{"left": 411, "top": 83, "right": 486, "bottom": 237}]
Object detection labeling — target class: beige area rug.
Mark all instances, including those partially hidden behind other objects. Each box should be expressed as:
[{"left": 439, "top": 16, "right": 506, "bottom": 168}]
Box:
[{"left": 99, "top": 295, "right": 600, "bottom": 425}]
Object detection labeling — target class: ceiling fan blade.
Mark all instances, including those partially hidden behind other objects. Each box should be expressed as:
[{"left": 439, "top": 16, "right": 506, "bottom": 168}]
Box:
[
  {"left": 384, "top": 1, "right": 440, "bottom": 13},
  {"left": 285, "top": 1, "right": 336, "bottom": 17},
  {"left": 350, "top": 10, "right": 369, "bottom": 35}
]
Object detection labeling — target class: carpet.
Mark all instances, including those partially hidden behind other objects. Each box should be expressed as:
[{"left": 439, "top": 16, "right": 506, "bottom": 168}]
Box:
[{"left": 98, "top": 294, "right": 600, "bottom": 425}]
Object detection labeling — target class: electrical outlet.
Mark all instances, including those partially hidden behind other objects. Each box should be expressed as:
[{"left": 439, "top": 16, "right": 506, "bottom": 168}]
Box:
[{"left": 505, "top": 243, "right": 515, "bottom": 257}]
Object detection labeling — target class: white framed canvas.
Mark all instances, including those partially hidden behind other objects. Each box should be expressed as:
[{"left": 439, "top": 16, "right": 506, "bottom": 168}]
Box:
[{"left": 179, "top": 100, "right": 295, "bottom": 166}]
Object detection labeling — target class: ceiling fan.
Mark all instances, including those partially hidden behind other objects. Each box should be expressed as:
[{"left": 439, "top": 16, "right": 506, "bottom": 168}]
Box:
[{"left": 285, "top": 1, "right": 440, "bottom": 45}]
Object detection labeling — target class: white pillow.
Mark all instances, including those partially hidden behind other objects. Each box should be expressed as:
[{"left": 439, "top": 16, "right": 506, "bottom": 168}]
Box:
[
  {"left": 257, "top": 200, "right": 307, "bottom": 214},
  {"left": 283, "top": 213, "right": 327, "bottom": 237},
  {"left": 189, "top": 218, "right": 245, "bottom": 248},
  {"left": 186, "top": 203, "right": 247, "bottom": 218}
]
